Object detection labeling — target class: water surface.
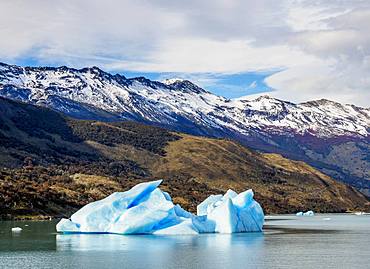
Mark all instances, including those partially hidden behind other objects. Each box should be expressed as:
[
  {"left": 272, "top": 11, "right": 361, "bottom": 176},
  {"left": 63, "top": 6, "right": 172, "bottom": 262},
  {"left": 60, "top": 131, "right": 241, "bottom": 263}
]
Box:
[{"left": 0, "top": 214, "right": 369, "bottom": 268}]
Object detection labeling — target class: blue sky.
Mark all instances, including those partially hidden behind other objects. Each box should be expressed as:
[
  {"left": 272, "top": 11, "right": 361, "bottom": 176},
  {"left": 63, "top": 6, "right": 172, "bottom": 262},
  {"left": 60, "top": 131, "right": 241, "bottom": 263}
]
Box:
[
  {"left": 120, "top": 70, "right": 274, "bottom": 99},
  {"left": 0, "top": 0, "right": 369, "bottom": 106}
]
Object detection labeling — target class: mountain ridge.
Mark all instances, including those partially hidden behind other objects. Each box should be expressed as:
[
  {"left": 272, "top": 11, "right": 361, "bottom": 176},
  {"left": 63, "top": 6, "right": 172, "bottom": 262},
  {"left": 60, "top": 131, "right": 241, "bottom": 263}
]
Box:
[
  {"left": 1, "top": 62, "right": 368, "bottom": 107},
  {"left": 0, "top": 62, "right": 368, "bottom": 136}
]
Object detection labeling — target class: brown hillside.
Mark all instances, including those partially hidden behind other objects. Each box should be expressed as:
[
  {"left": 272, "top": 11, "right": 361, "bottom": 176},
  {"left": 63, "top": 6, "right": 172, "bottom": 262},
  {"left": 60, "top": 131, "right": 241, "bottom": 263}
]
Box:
[
  {"left": 0, "top": 97, "right": 368, "bottom": 219},
  {"left": 150, "top": 135, "right": 368, "bottom": 213}
]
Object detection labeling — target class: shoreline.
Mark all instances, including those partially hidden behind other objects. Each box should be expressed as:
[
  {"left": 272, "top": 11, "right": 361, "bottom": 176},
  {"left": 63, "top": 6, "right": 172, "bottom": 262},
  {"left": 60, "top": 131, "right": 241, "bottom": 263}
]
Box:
[{"left": 2, "top": 211, "right": 368, "bottom": 222}]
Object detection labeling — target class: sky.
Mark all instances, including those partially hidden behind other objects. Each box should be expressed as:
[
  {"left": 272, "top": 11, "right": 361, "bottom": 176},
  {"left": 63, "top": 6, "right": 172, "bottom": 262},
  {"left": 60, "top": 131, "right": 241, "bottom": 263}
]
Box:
[{"left": 0, "top": 0, "right": 369, "bottom": 106}]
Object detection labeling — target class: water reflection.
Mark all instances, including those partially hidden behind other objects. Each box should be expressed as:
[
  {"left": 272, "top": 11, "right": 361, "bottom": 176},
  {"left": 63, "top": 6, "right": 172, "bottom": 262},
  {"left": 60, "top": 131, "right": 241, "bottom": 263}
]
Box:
[
  {"left": 56, "top": 232, "right": 265, "bottom": 268},
  {"left": 56, "top": 232, "right": 265, "bottom": 252}
]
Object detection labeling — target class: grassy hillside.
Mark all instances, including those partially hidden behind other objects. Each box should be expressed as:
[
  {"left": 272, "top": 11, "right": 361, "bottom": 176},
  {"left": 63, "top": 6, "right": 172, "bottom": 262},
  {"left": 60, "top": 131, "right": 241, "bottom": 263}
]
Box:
[
  {"left": 151, "top": 135, "right": 368, "bottom": 213},
  {"left": 0, "top": 97, "right": 368, "bottom": 219}
]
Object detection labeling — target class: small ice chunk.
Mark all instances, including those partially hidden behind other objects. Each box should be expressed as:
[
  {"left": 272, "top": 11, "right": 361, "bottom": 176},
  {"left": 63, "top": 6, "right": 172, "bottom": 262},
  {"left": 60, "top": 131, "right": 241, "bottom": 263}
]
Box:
[
  {"left": 303, "top": 211, "right": 314, "bottom": 216},
  {"left": 296, "top": 210, "right": 314, "bottom": 216},
  {"left": 354, "top": 212, "right": 365, "bottom": 216}
]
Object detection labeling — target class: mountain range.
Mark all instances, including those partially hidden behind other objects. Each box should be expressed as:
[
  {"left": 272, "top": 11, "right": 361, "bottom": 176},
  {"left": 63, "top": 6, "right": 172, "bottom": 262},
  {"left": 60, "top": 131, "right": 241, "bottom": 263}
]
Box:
[
  {"left": 0, "top": 62, "right": 369, "bottom": 195},
  {"left": 0, "top": 96, "right": 368, "bottom": 219}
]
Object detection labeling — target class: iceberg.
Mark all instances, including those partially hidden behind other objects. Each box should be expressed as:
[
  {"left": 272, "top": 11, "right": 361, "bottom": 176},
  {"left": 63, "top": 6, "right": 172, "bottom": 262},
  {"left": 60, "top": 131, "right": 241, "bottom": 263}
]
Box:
[{"left": 57, "top": 180, "right": 264, "bottom": 235}]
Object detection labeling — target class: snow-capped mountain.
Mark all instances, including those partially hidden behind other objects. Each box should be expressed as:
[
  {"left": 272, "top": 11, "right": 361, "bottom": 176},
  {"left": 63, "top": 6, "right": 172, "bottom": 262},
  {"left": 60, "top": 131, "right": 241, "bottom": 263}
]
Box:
[
  {"left": 0, "top": 62, "right": 368, "bottom": 138},
  {"left": 0, "top": 62, "right": 369, "bottom": 195}
]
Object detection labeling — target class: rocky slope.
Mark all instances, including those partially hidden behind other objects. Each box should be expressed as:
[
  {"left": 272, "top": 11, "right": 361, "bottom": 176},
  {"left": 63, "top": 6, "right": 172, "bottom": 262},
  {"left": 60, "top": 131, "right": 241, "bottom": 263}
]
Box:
[
  {"left": 0, "top": 62, "right": 369, "bottom": 194},
  {"left": 0, "top": 97, "right": 368, "bottom": 219}
]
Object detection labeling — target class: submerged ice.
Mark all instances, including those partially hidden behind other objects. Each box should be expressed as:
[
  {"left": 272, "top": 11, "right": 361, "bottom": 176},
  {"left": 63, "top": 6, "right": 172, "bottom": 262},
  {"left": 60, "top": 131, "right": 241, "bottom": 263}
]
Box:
[{"left": 56, "top": 180, "right": 264, "bottom": 235}]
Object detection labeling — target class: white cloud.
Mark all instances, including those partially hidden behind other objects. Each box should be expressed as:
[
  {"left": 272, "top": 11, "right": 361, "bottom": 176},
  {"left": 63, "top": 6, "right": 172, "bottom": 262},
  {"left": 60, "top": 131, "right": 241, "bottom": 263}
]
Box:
[
  {"left": 106, "top": 38, "right": 317, "bottom": 73},
  {"left": 0, "top": 0, "right": 369, "bottom": 106}
]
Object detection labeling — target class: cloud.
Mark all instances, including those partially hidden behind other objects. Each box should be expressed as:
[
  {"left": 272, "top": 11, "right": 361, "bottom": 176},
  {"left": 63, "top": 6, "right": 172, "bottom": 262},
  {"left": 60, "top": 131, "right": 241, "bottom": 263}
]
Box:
[{"left": 0, "top": 0, "right": 369, "bottom": 106}]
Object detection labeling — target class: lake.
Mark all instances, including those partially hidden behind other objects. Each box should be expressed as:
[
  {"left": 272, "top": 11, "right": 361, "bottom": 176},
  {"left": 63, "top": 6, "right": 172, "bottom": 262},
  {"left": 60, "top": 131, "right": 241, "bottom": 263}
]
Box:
[{"left": 0, "top": 214, "right": 369, "bottom": 268}]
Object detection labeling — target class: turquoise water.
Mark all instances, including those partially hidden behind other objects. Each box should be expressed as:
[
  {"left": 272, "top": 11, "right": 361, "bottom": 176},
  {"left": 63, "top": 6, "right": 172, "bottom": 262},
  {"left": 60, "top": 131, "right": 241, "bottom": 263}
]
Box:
[{"left": 0, "top": 214, "right": 369, "bottom": 268}]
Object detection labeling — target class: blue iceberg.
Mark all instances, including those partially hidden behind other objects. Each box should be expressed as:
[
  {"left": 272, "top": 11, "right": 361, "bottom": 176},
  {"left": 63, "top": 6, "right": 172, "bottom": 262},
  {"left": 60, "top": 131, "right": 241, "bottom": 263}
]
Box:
[{"left": 56, "top": 180, "right": 264, "bottom": 235}]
